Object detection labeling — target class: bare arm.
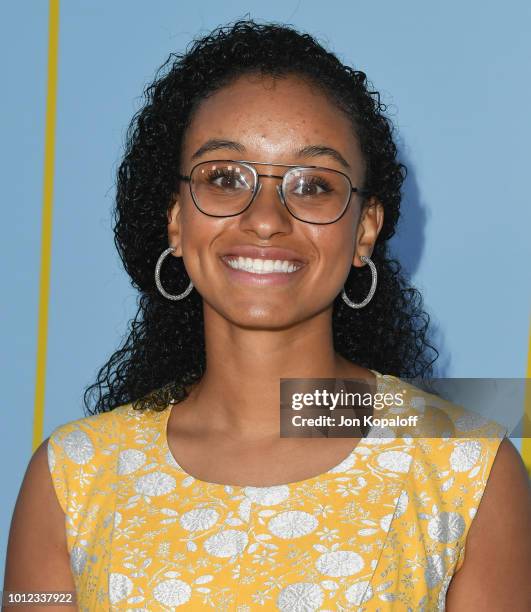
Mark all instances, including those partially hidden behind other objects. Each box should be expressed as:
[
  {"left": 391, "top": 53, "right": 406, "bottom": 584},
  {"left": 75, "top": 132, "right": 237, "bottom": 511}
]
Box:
[
  {"left": 446, "top": 437, "right": 531, "bottom": 610},
  {"left": 3, "top": 439, "right": 75, "bottom": 610}
]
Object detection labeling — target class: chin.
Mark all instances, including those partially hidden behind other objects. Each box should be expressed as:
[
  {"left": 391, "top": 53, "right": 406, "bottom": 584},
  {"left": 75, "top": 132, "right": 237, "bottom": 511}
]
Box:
[{"left": 224, "top": 305, "right": 300, "bottom": 331}]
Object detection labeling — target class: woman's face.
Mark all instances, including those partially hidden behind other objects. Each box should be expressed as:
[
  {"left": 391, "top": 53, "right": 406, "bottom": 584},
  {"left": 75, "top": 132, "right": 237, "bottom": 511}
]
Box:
[{"left": 168, "top": 73, "right": 383, "bottom": 328}]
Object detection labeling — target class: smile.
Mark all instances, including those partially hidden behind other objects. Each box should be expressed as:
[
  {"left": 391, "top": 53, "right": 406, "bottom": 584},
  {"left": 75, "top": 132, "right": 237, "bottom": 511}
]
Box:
[{"left": 222, "top": 256, "right": 304, "bottom": 274}]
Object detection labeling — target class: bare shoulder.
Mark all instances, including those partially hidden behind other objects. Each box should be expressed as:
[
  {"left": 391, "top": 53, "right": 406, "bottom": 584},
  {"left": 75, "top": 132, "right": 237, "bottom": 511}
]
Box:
[
  {"left": 3, "top": 438, "right": 74, "bottom": 593},
  {"left": 446, "top": 438, "right": 531, "bottom": 610}
]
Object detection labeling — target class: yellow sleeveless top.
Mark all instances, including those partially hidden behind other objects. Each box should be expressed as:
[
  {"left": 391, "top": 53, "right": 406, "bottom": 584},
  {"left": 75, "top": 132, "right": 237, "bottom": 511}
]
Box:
[{"left": 47, "top": 372, "right": 507, "bottom": 611}]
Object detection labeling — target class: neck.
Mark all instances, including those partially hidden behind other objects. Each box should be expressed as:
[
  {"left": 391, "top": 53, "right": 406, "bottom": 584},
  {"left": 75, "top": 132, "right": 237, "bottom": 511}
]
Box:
[{"left": 180, "top": 302, "right": 374, "bottom": 441}]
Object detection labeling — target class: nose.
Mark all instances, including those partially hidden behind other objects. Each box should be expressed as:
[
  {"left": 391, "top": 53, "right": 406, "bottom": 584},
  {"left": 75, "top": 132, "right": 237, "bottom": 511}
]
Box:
[{"left": 238, "top": 176, "right": 292, "bottom": 239}]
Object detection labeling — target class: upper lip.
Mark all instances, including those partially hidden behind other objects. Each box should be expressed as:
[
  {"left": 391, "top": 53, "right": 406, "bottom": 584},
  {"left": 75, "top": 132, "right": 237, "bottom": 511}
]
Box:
[{"left": 220, "top": 244, "right": 308, "bottom": 263}]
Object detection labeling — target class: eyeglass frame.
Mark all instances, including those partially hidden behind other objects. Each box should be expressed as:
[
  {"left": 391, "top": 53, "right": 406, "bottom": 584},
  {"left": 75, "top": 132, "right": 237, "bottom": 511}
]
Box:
[{"left": 177, "top": 159, "right": 371, "bottom": 225}]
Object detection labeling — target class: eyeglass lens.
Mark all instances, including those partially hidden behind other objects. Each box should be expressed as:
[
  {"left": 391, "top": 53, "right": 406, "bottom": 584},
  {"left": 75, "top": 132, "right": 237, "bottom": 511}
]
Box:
[{"left": 190, "top": 161, "right": 351, "bottom": 223}]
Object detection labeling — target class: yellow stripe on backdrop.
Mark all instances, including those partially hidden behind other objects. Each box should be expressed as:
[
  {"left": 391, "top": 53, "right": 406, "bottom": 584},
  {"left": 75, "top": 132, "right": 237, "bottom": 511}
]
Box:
[
  {"left": 522, "top": 319, "right": 531, "bottom": 475},
  {"left": 32, "top": 0, "right": 60, "bottom": 452}
]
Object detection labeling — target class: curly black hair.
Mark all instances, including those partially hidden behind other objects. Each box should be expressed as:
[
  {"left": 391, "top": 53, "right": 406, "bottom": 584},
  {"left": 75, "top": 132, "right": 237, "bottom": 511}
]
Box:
[{"left": 84, "top": 19, "right": 438, "bottom": 415}]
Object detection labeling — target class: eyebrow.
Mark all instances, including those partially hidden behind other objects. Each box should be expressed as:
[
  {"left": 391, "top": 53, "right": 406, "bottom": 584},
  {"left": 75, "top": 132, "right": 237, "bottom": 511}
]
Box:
[{"left": 191, "top": 139, "right": 351, "bottom": 169}]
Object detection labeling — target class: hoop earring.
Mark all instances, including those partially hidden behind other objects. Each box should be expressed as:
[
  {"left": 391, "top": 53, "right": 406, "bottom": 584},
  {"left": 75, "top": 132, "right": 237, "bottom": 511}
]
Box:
[
  {"left": 155, "top": 247, "right": 194, "bottom": 301},
  {"left": 341, "top": 255, "right": 377, "bottom": 309}
]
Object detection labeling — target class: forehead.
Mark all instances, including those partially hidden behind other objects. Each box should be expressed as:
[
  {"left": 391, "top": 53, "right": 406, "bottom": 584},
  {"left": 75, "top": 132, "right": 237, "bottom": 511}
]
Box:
[{"left": 181, "top": 74, "right": 363, "bottom": 168}]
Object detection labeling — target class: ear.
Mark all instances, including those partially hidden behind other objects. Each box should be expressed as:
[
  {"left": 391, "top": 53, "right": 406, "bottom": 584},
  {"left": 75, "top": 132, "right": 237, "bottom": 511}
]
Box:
[
  {"left": 353, "top": 197, "right": 384, "bottom": 267},
  {"left": 166, "top": 194, "right": 183, "bottom": 257}
]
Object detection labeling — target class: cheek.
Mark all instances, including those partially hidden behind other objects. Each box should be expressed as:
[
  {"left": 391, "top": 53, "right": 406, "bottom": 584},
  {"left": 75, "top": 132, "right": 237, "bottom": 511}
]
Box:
[
  {"left": 179, "top": 199, "right": 214, "bottom": 250},
  {"left": 311, "top": 219, "right": 357, "bottom": 274},
  {"left": 177, "top": 204, "right": 209, "bottom": 274},
  {"left": 325, "top": 239, "right": 356, "bottom": 291},
  {"left": 178, "top": 203, "right": 230, "bottom": 276}
]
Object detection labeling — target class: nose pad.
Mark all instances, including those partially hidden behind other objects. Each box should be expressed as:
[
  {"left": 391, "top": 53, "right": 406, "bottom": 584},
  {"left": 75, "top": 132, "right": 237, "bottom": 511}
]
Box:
[{"left": 276, "top": 184, "right": 285, "bottom": 206}]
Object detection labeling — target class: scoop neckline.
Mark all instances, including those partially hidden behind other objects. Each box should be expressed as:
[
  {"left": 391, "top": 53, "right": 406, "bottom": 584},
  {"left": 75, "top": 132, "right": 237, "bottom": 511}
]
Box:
[{"left": 160, "top": 369, "right": 389, "bottom": 490}]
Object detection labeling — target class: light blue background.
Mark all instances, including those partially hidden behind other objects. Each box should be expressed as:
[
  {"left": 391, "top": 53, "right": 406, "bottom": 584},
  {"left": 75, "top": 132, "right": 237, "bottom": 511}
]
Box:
[{"left": 2, "top": 0, "right": 530, "bottom": 583}]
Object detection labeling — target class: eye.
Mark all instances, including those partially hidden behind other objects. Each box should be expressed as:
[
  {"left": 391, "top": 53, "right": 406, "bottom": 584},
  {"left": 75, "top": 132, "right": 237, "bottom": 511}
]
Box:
[
  {"left": 206, "top": 168, "right": 249, "bottom": 190},
  {"left": 290, "top": 175, "right": 333, "bottom": 197}
]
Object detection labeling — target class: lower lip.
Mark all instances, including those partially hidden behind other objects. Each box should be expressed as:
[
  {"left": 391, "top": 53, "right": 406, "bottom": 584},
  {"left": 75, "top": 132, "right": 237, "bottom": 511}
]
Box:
[{"left": 220, "top": 258, "right": 305, "bottom": 286}]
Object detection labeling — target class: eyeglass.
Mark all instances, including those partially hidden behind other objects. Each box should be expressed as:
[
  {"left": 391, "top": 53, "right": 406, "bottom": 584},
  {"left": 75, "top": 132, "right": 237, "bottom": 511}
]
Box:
[{"left": 178, "top": 159, "right": 370, "bottom": 225}]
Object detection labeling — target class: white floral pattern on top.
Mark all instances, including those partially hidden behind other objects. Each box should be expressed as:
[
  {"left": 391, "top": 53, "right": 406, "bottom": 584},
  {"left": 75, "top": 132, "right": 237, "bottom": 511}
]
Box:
[{"left": 47, "top": 373, "right": 507, "bottom": 611}]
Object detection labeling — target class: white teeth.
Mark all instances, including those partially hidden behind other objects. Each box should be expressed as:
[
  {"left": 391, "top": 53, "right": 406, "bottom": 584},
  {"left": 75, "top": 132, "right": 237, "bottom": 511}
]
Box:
[{"left": 224, "top": 257, "right": 302, "bottom": 274}]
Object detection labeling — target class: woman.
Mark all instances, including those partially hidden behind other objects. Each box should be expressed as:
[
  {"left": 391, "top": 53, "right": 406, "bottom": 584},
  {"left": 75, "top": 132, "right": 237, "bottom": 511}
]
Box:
[{"left": 5, "top": 20, "right": 529, "bottom": 611}]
